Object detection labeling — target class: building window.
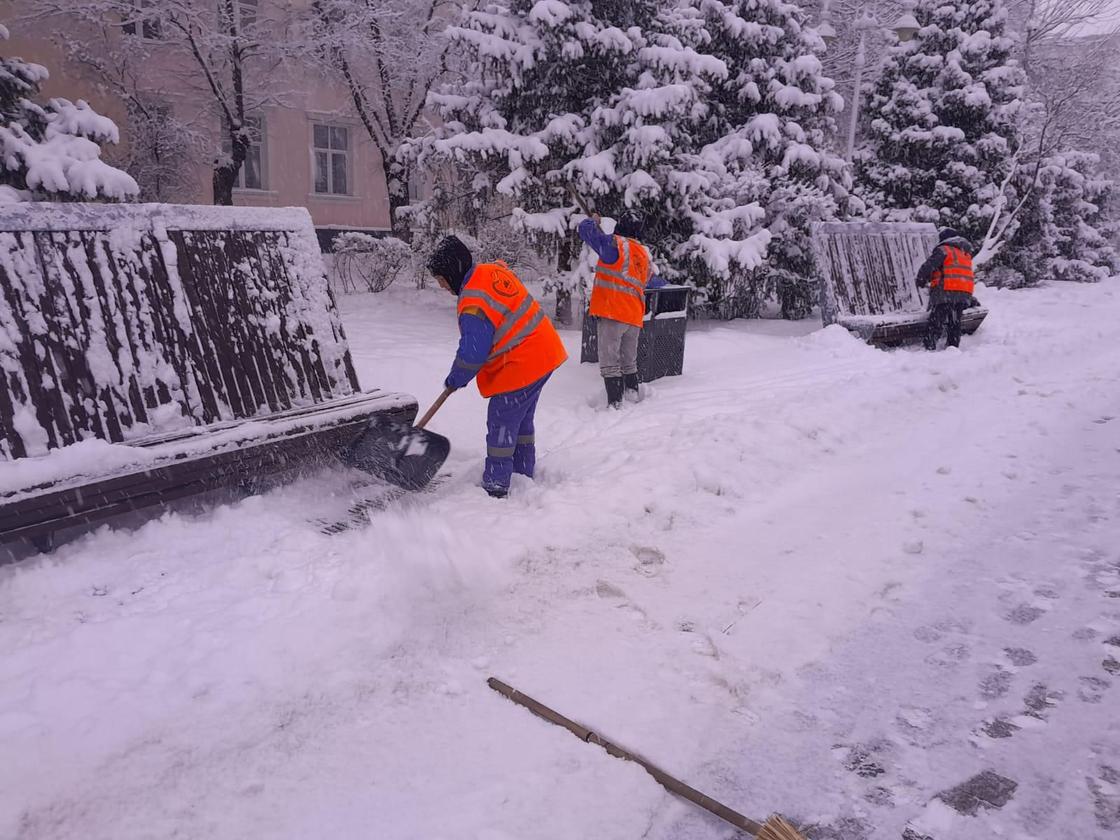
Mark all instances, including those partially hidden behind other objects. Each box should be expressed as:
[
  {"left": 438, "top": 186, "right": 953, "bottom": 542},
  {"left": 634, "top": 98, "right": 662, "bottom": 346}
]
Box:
[
  {"left": 238, "top": 0, "right": 259, "bottom": 28},
  {"left": 407, "top": 172, "right": 424, "bottom": 203},
  {"left": 122, "top": 0, "right": 162, "bottom": 40},
  {"left": 221, "top": 0, "right": 258, "bottom": 31},
  {"left": 313, "top": 124, "right": 350, "bottom": 196},
  {"left": 223, "top": 115, "right": 267, "bottom": 191}
]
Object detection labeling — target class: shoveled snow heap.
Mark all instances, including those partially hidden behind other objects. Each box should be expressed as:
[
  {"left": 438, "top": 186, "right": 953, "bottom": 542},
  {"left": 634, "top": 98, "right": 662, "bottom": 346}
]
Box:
[{"left": 2, "top": 280, "right": 1119, "bottom": 840}]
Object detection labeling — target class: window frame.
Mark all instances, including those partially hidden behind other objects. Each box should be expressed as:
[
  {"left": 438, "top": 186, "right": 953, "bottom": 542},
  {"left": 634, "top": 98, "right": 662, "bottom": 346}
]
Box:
[
  {"left": 236, "top": 0, "right": 259, "bottom": 30},
  {"left": 122, "top": 0, "right": 163, "bottom": 41},
  {"left": 222, "top": 114, "right": 269, "bottom": 193},
  {"left": 310, "top": 121, "right": 353, "bottom": 197}
]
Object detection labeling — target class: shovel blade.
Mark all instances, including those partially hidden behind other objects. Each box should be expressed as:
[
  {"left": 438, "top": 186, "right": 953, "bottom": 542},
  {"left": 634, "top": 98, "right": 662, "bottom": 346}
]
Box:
[{"left": 346, "top": 417, "right": 451, "bottom": 491}]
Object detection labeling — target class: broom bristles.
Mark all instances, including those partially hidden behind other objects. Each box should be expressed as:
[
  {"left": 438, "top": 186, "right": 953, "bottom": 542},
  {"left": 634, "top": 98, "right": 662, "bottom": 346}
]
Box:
[{"left": 755, "top": 814, "right": 808, "bottom": 840}]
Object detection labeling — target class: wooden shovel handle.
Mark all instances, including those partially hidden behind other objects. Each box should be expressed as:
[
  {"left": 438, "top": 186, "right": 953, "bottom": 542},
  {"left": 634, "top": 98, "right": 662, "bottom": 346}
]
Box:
[
  {"left": 415, "top": 386, "right": 454, "bottom": 430},
  {"left": 567, "top": 183, "right": 594, "bottom": 217}
]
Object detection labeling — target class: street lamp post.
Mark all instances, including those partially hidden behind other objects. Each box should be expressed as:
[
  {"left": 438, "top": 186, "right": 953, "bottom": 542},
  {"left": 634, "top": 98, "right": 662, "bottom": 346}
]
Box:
[{"left": 817, "top": 0, "right": 922, "bottom": 161}]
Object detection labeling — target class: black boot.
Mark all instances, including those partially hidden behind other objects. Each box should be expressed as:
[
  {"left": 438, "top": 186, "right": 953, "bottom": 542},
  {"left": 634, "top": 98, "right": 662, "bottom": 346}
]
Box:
[
  {"left": 623, "top": 373, "right": 640, "bottom": 402},
  {"left": 604, "top": 376, "right": 624, "bottom": 409}
]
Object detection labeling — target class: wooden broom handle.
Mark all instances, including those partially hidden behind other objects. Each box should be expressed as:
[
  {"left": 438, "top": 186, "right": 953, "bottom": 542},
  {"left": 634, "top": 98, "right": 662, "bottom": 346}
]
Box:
[
  {"left": 415, "top": 387, "right": 454, "bottom": 430},
  {"left": 567, "top": 183, "right": 595, "bottom": 218},
  {"left": 487, "top": 678, "right": 765, "bottom": 835}
]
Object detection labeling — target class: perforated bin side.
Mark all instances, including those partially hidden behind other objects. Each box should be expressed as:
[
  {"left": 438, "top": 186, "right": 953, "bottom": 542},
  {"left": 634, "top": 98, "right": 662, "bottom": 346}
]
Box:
[{"left": 580, "top": 286, "right": 692, "bottom": 382}]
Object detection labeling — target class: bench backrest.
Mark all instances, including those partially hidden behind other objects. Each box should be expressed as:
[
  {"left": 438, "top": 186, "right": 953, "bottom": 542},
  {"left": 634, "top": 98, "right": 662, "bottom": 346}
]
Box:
[
  {"left": 810, "top": 221, "right": 938, "bottom": 324},
  {"left": 0, "top": 204, "right": 360, "bottom": 460}
]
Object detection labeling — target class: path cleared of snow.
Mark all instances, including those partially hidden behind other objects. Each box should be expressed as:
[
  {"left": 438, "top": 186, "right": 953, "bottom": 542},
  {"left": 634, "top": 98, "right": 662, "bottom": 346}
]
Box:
[{"left": 2, "top": 281, "right": 1118, "bottom": 840}]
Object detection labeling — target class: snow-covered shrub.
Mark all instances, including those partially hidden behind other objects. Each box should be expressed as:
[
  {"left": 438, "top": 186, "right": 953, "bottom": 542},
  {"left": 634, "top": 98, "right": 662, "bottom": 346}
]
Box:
[
  {"left": 0, "top": 24, "right": 138, "bottom": 202},
  {"left": 332, "top": 234, "right": 411, "bottom": 293}
]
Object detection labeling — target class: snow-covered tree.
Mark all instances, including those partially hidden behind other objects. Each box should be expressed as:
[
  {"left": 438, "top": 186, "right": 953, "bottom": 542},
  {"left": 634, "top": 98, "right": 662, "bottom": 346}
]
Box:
[
  {"left": 416, "top": 0, "right": 847, "bottom": 319},
  {"left": 0, "top": 23, "right": 138, "bottom": 202},
  {"left": 666, "top": 0, "right": 849, "bottom": 318},
  {"left": 290, "top": 0, "right": 460, "bottom": 237},
  {"left": 410, "top": 0, "right": 661, "bottom": 319},
  {"left": 854, "top": 0, "right": 1026, "bottom": 247},
  {"left": 28, "top": 0, "right": 278, "bottom": 205}
]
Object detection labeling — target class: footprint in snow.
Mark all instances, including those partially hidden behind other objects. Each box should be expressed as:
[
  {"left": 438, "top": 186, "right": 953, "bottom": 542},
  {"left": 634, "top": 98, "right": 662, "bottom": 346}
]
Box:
[
  {"left": 937, "top": 770, "right": 1019, "bottom": 816},
  {"left": 630, "top": 545, "right": 666, "bottom": 577},
  {"left": 978, "top": 717, "right": 1020, "bottom": 739},
  {"left": 1021, "top": 682, "right": 1064, "bottom": 721},
  {"left": 799, "top": 816, "right": 874, "bottom": 839},
  {"left": 1088, "top": 764, "right": 1120, "bottom": 830},
  {"left": 901, "top": 772, "right": 1019, "bottom": 840},
  {"left": 594, "top": 580, "right": 626, "bottom": 599},
  {"left": 924, "top": 642, "right": 971, "bottom": 669},
  {"left": 978, "top": 666, "right": 1013, "bottom": 700},
  {"left": 835, "top": 742, "right": 892, "bottom": 779},
  {"left": 1004, "top": 647, "right": 1038, "bottom": 666},
  {"left": 1078, "top": 675, "right": 1111, "bottom": 704},
  {"left": 1005, "top": 603, "right": 1047, "bottom": 625}
]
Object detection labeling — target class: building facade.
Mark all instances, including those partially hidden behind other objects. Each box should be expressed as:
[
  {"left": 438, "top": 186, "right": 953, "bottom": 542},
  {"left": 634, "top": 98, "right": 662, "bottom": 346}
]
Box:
[{"left": 4, "top": 0, "right": 395, "bottom": 248}]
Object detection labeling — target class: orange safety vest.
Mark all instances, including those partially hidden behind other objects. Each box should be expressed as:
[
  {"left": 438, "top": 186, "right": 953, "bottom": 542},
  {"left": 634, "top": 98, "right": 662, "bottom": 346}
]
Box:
[
  {"left": 589, "top": 236, "right": 653, "bottom": 328},
  {"left": 931, "top": 245, "right": 975, "bottom": 295},
  {"left": 457, "top": 262, "right": 568, "bottom": 398}
]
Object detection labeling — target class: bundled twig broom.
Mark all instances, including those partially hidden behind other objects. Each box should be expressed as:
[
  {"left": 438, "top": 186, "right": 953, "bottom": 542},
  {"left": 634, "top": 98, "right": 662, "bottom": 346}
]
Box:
[{"left": 487, "top": 678, "right": 806, "bottom": 840}]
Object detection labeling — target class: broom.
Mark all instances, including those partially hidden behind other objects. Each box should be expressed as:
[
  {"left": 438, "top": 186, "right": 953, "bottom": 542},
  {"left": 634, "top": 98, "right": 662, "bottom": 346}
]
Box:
[{"left": 487, "top": 678, "right": 806, "bottom": 840}]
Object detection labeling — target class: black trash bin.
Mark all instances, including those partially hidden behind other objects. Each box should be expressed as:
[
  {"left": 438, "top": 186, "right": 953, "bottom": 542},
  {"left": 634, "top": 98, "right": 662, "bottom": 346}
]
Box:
[{"left": 580, "top": 285, "right": 692, "bottom": 383}]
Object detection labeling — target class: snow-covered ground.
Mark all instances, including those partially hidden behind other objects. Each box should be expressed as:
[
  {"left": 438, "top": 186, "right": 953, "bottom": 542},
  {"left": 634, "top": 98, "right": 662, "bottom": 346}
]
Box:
[{"left": 3, "top": 280, "right": 1119, "bottom": 840}]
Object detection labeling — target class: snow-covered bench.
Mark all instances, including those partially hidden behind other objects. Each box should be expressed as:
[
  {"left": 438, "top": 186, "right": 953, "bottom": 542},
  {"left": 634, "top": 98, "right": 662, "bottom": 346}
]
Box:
[
  {"left": 0, "top": 204, "right": 417, "bottom": 552},
  {"left": 810, "top": 221, "right": 988, "bottom": 346}
]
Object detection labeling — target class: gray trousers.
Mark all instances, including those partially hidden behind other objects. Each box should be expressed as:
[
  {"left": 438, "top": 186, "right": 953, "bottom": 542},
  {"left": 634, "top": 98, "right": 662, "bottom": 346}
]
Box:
[{"left": 597, "top": 317, "right": 640, "bottom": 378}]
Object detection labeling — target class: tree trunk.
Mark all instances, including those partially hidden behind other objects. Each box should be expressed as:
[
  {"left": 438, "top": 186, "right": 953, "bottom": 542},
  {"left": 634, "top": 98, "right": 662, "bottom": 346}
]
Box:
[
  {"left": 554, "top": 233, "right": 575, "bottom": 325},
  {"left": 383, "top": 155, "right": 411, "bottom": 242},
  {"left": 213, "top": 132, "right": 248, "bottom": 206}
]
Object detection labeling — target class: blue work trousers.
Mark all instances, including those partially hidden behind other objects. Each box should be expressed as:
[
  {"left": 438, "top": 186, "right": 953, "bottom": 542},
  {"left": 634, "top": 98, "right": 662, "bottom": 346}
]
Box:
[{"left": 483, "top": 374, "right": 551, "bottom": 493}]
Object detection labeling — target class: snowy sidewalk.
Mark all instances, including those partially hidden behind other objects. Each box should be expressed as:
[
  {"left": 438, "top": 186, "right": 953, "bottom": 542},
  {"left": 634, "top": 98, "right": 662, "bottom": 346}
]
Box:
[{"left": 2, "top": 282, "right": 1118, "bottom": 840}]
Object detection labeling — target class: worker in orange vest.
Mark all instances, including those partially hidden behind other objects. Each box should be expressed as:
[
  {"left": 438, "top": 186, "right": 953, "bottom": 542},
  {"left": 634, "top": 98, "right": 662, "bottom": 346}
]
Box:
[
  {"left": 916, "top": 228, "right": 976, "bottom": 351},
  {"left": 427, "top": 236, "right": 568, "bottom": 498},
  {"left": 577, "top": 210, "right": 665, "bottom": 407}
]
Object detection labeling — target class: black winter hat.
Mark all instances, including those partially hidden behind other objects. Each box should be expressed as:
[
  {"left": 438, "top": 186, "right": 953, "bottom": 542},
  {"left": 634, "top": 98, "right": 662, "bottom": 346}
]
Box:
[
  {"left": 615, "top": 210, "right": 645, "bottom": 240},
  {"left": 938, "top": 228, "right": 963, "bottom": 243},
  {"left": 426, "top": 235, "right": 473, "bottom": 295}
]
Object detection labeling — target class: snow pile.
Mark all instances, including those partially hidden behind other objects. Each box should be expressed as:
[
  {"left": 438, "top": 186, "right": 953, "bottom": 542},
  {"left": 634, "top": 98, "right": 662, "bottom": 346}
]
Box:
[{"left": 3, "top": 280, "right": 1119, "bottom": 840}]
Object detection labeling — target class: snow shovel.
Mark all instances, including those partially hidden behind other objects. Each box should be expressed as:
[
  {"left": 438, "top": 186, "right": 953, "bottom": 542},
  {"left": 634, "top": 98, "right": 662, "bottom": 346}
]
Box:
[
  {"left": 345, "top": 387, "right": 454, "bottom": 491},
  {"left": 487, "top": 678, "right": 806, "bottom": 840}
]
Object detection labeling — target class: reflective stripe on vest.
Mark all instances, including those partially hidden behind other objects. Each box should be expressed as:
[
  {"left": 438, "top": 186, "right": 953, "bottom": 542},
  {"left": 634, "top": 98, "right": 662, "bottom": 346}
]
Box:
[
  {"left": 931, "top": 245, "right": 975, "bottom": 294},
  {"left": 590, "top": 236, "right": 649, "bottom": 328},
  {"left": 456, "top": 262, "right": 568, "bottom": 398},
  {"left": 594, "top": 239, "right": 644, "bottom": 300}
]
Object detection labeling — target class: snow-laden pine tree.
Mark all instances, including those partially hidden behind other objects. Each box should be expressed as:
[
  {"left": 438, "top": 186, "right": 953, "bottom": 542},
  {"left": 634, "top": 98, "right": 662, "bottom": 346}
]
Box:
[
  {"left": 419, "top": 0, "right": 659, "bottom": 236},
  {"left": 990, "top": 151, "right": 1119, "bottom": 286},
  {"left": 411, "top": 0, "right": 660, "bottom": 320},
  {"left": 854, "top": 0, "right": 1025, "bottom": 246},
  {"left": 0, "top": 24, "right": 137, "bottom": 202},
  {"left": 596, "top": 0, "right": 848, "bottom": 318},
  {"left": 418, "top": 0, "right": 846, "bottom": 319},
  {"left": 1044, "top": 152, "right": 1120, "bottom": 282},
  {"left": 673, "top": 0, "right": 849, "bottom": 318}
]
